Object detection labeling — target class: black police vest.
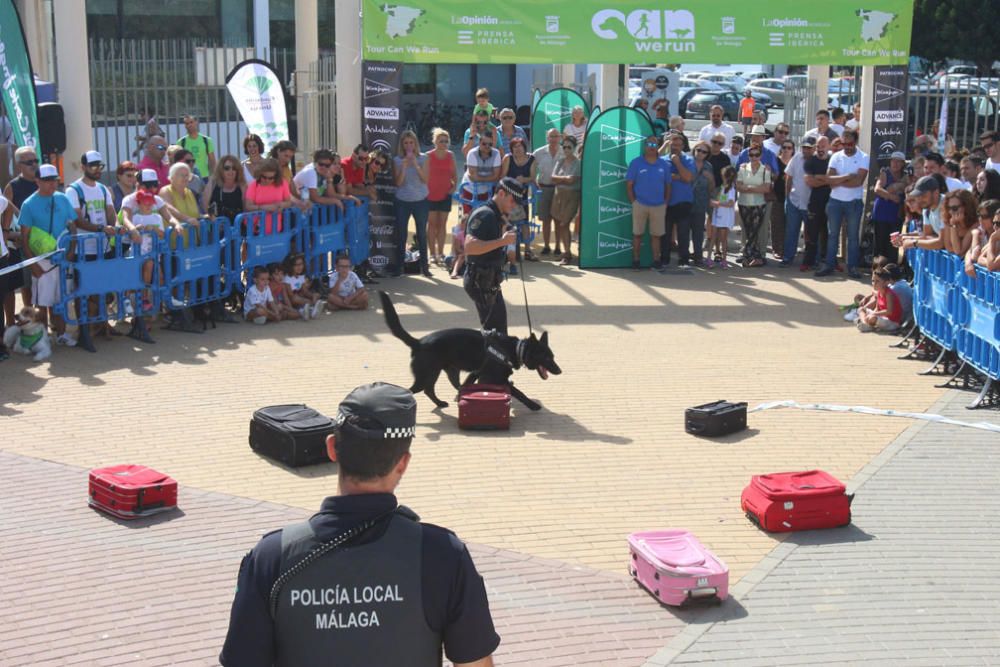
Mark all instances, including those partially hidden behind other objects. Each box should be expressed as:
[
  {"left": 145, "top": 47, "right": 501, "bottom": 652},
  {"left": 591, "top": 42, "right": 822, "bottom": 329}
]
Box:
[
  {"left": 466, "top": 202, "right": 505, "bottom": 267},
  {"left": 273, "top": 513, "right": 440, "bottom": 667}
]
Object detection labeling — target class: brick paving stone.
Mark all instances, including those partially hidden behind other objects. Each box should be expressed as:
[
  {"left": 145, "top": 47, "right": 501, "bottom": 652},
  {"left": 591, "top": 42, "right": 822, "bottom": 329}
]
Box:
[
  {"left": 647, "top": 389, "right": 1000, "bottom": 665},
  {"left": 0, "top": 451, "right": 686, "bottom": 666}
]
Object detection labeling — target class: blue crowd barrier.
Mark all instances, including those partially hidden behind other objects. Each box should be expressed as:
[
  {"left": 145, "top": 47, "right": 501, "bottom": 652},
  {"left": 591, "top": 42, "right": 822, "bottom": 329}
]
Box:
[
  {"left": 299, "top": 204, "right": 347, "bottom": 279},
  {"left": 162, "top": 217, "right": 235, "bottom": 308},
  {"left": 345, "top": 197, "right": 370, "bottom": 264},
  {"left": 955, "top": 264, "right": 1000, "bottom": 381},
  {"left": 913, "top": 250, "right": 961, "bottom": 351},
  {"left": 54, "top": 231, "right": 160, "bottom": 325},
  {"left": 232, "top": 209, "right": 301, "bottom": 289}
]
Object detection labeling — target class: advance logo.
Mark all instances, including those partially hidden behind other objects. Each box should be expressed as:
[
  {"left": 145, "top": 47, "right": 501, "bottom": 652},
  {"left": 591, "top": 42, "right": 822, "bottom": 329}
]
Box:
[
  {"left": 598, "top": 196, "right": 631, "bottom": 225},
  {"left": 591, "top": 9, "right": 696, "bottom": 53},
  {"left": 598, "top": 124, "right": 645, "bottom": 152},
  {"left": 598, "top": 160, "right": 628, "bottom": 188},
  {"left": 874, "top": 110, "right": 904, "bottom": 123},
  {"left": 365, "top": 107, "right": 400, "bottom": 120},
  {"left": 596, "top": 231, "right": 632, "bottom": 258}
]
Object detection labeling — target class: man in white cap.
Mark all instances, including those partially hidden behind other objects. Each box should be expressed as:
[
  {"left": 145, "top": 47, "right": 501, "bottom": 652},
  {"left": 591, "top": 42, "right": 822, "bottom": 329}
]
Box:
[
  {"left": 66, "top": 151, "right": 117, "bottom": 258},
  {"left": 18, "top": 164, "right": 79, "bottom": 347}
]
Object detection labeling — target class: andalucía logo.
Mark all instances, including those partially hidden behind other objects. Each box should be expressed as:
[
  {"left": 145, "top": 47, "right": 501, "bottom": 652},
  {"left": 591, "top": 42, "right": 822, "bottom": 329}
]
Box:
[
  {"left": 242, "top": 75, "right": 273, "bottom": 94},
  {"left": 598, "top": 196, "right": 631, "bottom": 224},
  {"left": 598, "top": 125, "right": 644, "bottom": 152},
  {"left": 591, "top": 9, "right": 696, "bottom": 53},
  {"left": 598, "top": 160, "right": 628, "bottom": 188}
]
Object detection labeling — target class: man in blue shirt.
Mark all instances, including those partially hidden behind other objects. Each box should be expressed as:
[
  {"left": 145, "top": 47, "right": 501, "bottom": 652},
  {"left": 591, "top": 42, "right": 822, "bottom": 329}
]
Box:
[
  {"left": 18, "top": 164, "right": 79, "bottom": 346},
  {"left": 659, "top": 131, "right": 694, "bottom": 266},
  {"left": 626, "top": 135, "right": 672, "bottom": 271}
]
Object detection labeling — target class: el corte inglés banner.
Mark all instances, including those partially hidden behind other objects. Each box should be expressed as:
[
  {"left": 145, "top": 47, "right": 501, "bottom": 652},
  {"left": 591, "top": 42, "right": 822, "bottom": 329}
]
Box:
[{"left": 363, "top": 1, "right": 913, "bottom": 65}]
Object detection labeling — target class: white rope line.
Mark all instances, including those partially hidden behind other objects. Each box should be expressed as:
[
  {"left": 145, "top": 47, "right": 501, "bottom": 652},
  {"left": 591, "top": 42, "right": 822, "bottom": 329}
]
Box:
[{"left": 750, "top": 400, "right": 1000, "bottom": 435}]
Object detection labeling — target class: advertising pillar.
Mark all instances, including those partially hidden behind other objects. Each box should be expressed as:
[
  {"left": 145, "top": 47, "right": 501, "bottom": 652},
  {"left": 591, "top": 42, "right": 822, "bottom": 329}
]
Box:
[{"left": 361, "top": 60, "right": 403, "bottom": 275}]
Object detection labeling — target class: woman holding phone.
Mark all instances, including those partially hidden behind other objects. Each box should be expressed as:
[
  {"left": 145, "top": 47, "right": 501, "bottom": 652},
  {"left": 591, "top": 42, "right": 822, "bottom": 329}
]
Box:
[{"left": 393, "top": 130, "right": 431, "bottom": 277}]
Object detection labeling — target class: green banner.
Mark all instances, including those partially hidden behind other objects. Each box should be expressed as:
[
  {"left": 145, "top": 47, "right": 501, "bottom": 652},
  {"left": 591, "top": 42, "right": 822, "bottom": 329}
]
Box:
[
  {"left": 580, "top": 107, "right": 654, "bottom": 269},
  {"left": 363, "top": 1, "right": 913, "bottom": 65},
  {"left": 530, "top": 88, "right": 589, "bottom": 152},
  {"left": 0, "top": 0, "right": 39, "bottom": 148}
]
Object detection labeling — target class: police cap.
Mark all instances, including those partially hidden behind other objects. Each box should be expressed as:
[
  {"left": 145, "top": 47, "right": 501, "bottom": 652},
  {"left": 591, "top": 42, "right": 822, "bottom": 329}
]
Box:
[{"left": 335, "top": 382, "right": 417, "bottom": 439}]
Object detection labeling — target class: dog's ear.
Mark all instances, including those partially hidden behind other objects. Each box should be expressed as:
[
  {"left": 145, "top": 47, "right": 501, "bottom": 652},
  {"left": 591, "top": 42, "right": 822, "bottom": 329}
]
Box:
[
  {"left": 529, "top": 332, "right": 538, "bottom": 342},
  {"left": 540, "top": 331, "right": 548, "bottom": 346}
]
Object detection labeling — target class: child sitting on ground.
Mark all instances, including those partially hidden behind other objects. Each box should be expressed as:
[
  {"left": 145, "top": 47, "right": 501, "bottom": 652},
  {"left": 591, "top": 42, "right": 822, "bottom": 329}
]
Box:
[
  {"left": 244, "top": 265, "right": 282, "bottom": 324},
  {"left": 707, "top": 166, "right": 736, "bottom": 268},
  {"left": 847, "top": 255, "right": 891, "bottom": 319},
  {"left": 282, "top": 254, "right": 323, "bottom": 319},
  {"left": 447, "top": 214, "right": 468, "bottom": 279},
  {"left": 326, "top": 254, "right": 369, "bottom": 310},
  {"left": 857, "top": 267, "right": 903, "bottom": 333},
  {"left": 268, "top": 263, "right": 302, "bottom": 320},
  {"left": 885, "top": 263, "right": 913, "bottom": 324}
]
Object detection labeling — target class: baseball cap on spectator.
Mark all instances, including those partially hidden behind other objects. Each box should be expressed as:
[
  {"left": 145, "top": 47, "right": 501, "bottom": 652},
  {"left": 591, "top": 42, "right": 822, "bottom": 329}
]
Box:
[
  {"left": 139, "top": 168, "right": 159, "bottom": 185},
  {"left": 497, "top": 177, "right": 527, "bottom": 204},
  {"left": 38, "top": 164, "right": 59, "bottom": 180},
  {"left": 913, "top": 175, "right": 941, "bottom": 195},
  {"left": 801, "top": 135, "right": 817, "bottom": 147},
  {"left": 82, "top": 150, "right": 105, "bottom": 166},
  {"left": 890, "top": 151, "right": 906, "bottom": 161},
  {"left": 750, "top": 125, "right": 767, "bottom": 136}
]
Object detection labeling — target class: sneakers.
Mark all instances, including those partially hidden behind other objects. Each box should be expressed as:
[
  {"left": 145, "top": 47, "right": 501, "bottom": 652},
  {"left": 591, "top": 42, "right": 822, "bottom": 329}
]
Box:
[
  {"left": 835, "top": 263, "right": 845, "bottom": 273},
  {"left": 704, "top": 258, "right": 714, "bottom": 268},
  {"left": 651, "top": 260, "right": 664, "bottom": 272},
  {"left": 847, "top": 268, "right": 862, "bottom": 279},
  {"left": 815, "top": 266, "right": 834, "bottom": 277},
  {"left": 632, "top": 260, "right": 641, "bottom": 271},
  {"left": 299, "top": 305, "right": 310, "bottom": 321},
  {"left": 170, "top": 296, "right": 185, "bottom": 309},
  {"left": 720, "top": 259, "right": 729, "bottom": 269},
  {"left": 311, "top": 301, "right": 324, "bottom": 319},
  {"left": 799, "top": 264, "right": 813, "bottom": 272},
  {"left": 124, "top": 299, "right": 135, "bottom": 318},
  {"left": 252, "top": 315, "right": 267, "bottom": 325},
  {"left": 56, "top": 333, "right": 77, "bottom": 347},
  {"left": 541, "top": 246, "right": 551, "bottom": 255}
]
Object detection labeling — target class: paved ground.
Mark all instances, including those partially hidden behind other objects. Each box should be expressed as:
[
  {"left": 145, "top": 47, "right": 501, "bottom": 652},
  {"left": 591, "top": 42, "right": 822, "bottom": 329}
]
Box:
[
  {"left": 646, "top": 388, "right": 1000, "bottom": 666},
  {"left": 3, "top": 250, "right": 990, "bottom": 665}
]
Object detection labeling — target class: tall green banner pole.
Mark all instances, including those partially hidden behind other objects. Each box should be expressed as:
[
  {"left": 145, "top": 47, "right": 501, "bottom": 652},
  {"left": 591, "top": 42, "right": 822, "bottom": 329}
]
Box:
[
  {"left": 530, "top": 88, "right": 589, "bottom": 151},
  {"left": 580, "top": 106, "right": 654, "bottom": 269},
  {"left": 0, "top": 0, "right": 40, "bottom": 148}
]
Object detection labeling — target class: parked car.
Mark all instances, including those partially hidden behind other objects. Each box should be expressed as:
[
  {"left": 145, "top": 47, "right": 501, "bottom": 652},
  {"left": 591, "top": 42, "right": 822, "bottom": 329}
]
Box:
[
  {"left": 742, "top": 71, "right": 770, "bottom": 83},
  {"left": 683, "top": 89, "right": 768, "bottom": 120},
  {"left": 696, "top": 73, "right": 748, "bottom": 92},
  {"left": 909, "top": 93, "right": 998, "bottom": 150},
  {"left": 747, "top": 78, "right": 787, "bottom": 106}
]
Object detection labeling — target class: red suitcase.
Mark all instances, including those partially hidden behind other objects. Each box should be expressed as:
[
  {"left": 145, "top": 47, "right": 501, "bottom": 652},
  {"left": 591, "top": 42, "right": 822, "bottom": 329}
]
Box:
[
  {"left": 458, "top": 384, "right": 511, "bottom": 430},
  {"left": 89, "top": 464, "right": 178, "bottom": 519},
  {"left": 741, "top": 470, "right": 851, "bottom": 532}
]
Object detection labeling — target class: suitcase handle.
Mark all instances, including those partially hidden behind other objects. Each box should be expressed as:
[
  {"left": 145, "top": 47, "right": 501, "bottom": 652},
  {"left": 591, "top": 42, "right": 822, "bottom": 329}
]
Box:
[{"left": 686, "top": 421, "right": 704, "bottom": 433}]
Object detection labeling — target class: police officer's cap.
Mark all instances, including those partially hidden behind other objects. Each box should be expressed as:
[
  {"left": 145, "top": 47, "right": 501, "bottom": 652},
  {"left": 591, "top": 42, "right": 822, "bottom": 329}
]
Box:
[
  {"left": 335, "top": 382, "right": 417, "bottom": 440},
  {"left": 497, "top": 177, "right": 527, "bottom": 204}
]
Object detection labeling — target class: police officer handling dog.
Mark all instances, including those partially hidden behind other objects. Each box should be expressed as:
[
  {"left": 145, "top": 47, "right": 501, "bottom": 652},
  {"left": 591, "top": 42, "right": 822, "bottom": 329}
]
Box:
[
  {"left": 221, "top": 382, "right": 500, "bottom": 667},
  {"left": 463, "top": 177, "right": 527, "bottom": 334}
]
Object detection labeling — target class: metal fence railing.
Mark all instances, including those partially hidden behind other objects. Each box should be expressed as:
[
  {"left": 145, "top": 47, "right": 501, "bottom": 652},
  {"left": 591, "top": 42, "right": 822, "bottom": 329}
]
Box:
[
  {"left": 785, "top": 78, "right": 818, "bottom": 146},
  {"left": 88, "top": 39, "right": 296, "bottom": 176},
  {"left": 909, "top": 78, "right": 1000, "bottom": 152},
  {"left": 298, "top": 55, "right": 338, "bottom": 159}
]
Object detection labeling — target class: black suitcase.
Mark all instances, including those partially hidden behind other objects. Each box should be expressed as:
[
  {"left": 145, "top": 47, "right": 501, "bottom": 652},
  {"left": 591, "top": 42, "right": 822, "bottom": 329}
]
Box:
[
  {"left": 250, "top": 404, "right": 335, "bottom": 467},
  {"left": 685, "top": 400, "right": 748, "bottom": 437}
]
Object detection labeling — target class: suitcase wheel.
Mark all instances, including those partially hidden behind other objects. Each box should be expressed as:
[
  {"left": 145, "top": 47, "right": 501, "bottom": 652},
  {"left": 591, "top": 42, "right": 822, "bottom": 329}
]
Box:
[
  {"left": 654, "top": 589, "right": 660, "bottom": 598},
  {"left": 745, "top": 510, "right": 761, "bottom": 528},
  {"left": 631, "top": 552, "right": 637, "bottom": 560},
  {"left": 653, "top": 572, "right": 660, "bottom": 581},
  {"left": 628, "top": 566, "right": 636, "bottom": 578}
]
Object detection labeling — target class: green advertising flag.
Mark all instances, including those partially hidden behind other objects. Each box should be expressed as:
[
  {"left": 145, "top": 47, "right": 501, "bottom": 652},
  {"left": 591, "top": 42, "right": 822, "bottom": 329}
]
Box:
[
  {"left": 580, "top": 107, "right": 654, "bottom": 269},
  {"left": 0, "top": 0, "right": 40, "bottom": 148},
  {"left": 363, "top": 1, "right": 913, "bottom": 65},
  {"left": 530, "top": 88, "right": 589, "bottom": 152}
]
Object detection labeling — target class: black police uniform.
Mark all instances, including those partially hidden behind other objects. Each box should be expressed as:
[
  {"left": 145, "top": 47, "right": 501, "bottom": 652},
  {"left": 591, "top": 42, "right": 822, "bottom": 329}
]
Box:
[{"left": 464, "top": 199, "right": 509, "bottom": 333}]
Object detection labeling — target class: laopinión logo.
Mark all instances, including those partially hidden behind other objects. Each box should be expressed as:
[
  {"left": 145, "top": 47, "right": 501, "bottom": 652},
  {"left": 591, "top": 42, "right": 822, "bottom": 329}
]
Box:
[{"left": 591, "top": 9, "right": 696, "bottom": 53}]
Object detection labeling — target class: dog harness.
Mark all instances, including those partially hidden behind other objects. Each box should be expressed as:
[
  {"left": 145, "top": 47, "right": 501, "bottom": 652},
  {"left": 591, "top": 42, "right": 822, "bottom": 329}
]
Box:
[
  {"left": 482, "top": 330, "right": 523, "bottom": 370},
  {"left": 19, "top": 328, "right": 45, "bottom": 350}
]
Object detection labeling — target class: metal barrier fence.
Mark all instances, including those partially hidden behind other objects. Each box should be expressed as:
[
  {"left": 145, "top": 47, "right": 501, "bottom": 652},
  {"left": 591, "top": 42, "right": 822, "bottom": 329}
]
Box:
[
  {"left": 909, "top": 80, "right": 1000, "bottom": 152},
  {"left": 912, "top": 248, "right": 1000, "bottom": 408}
]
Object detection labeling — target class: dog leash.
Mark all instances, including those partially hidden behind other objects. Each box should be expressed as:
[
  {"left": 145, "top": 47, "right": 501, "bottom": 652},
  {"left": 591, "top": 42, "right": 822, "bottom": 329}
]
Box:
[{"left": 516, "top": 230, "right": 534, "bottom": 336}]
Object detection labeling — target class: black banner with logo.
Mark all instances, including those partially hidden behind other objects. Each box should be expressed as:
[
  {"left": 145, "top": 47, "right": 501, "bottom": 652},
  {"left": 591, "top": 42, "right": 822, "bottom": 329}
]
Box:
[
  {"left": 362, "top": 60, "right": 403, "bottom": 274},
  {"left": 869, "top": 66, "right": 909, "bottom": 168}
]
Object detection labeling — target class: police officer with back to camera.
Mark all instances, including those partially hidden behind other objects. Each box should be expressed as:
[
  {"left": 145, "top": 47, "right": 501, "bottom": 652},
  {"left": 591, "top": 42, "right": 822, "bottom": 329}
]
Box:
[
  {"left": 220, "top": 382, "right": 500, "bottom": 667},
  {"left": 463, "top": 177, "right": 527, "bottom": 334}
]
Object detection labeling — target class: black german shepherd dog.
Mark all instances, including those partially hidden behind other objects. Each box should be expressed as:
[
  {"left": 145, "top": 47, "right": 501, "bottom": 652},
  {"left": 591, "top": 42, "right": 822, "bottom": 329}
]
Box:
[{"left": 379, "top": 291, "right": 561, "bottom": 411}]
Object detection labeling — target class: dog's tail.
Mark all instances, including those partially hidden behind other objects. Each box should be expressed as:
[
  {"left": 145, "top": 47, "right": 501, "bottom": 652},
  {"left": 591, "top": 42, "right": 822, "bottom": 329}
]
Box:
[{"left": 378, "top": 291, "right": 420, "bottom": 351}]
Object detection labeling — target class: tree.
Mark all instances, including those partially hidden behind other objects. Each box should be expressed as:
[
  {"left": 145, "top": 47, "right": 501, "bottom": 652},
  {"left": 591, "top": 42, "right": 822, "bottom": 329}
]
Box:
[{"left": 911, "top": 0, "right": 1000, "bottom": 74}]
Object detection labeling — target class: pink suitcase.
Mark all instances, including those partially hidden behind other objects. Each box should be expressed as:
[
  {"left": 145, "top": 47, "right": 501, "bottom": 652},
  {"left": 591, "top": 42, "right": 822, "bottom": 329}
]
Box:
[{"left": 628, "top": 530, "right": 729, "bottom": 606}]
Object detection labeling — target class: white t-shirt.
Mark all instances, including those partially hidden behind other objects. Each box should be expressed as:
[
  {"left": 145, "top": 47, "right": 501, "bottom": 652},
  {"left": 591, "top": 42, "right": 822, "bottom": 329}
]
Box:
[
  {"left": 121, "top": 191, "right": 167, "bottom": 213},
  {"left": 532, "top": 145, "right": 560, "bottom": 186},
  {"left": 829, "top": 123, "right": 845, "bottom": 137},
  {"left": 923, "top": 196, "right": 945, "bottom": 235},
  {"left": 987, "top": 157, "right": 1000, "bottom": 174},
  {"left": 293, "top": 164, "right": 320, "bottom": 197},
  {"left": 944, "top": 176, "right": 966, "bottom": 193},
  {"left": 132, "top": 211, "right": 163, "bottom": 254},
  {"left": 785, "top": 152, "right": 812, "bottom": 211},
  {"left": 331, "top": 270, "right": 364, "bottom": 298},
  {"left": 461, "top": 148, "right": 501, "bottom": 188},
  {"left": 244, "top": 284, "right": 274, "bottom": 315},
  {"left": 66, "top": 179, "right": 115, "bottom": 256},
  {"left": 845, "top": 118, "right": 860, "bottom": 131},
  {"left": 562, "top": 121, "right": 587, "bottom": 145},
  {"left": 828, "top": 148, "right": 869, "bottom": 201},
  {"left": 283, "top": 274, "right": 307, "bottom": 292},
  {"left": 698, "top": 122, "right": 735, "bottom": 149},
  {"left": 0, "top": 195, "right": 8, "bottom": 258},
  {"left": 762, "top": 138, "right": 782, "bottom": 155}
]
